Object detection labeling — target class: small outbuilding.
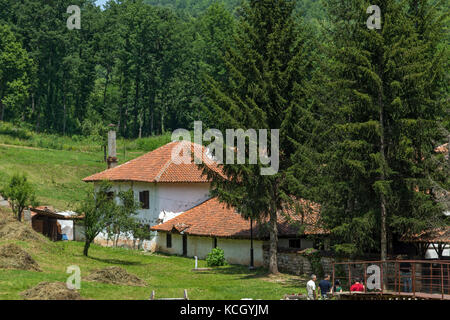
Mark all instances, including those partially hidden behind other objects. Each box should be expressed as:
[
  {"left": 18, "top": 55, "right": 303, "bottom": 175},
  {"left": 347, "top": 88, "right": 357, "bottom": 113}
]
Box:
[{"left": 29, "top": 206, "right": 83, "bottom": 241}]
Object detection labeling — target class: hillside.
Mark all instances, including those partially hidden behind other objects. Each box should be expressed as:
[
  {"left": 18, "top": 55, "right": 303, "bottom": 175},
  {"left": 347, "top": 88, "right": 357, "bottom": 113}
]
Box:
[
  {"left": 0, "top": 206, "right": 306, "bottom": 300},
  {"left": 0, "top": 122, "right": 171, "bottom": 210}
]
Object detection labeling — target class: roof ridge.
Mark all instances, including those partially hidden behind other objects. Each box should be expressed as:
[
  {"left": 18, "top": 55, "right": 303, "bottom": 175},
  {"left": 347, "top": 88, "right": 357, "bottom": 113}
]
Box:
[{"left": 154, "top": 157, "right": 173, "bottom": 182}]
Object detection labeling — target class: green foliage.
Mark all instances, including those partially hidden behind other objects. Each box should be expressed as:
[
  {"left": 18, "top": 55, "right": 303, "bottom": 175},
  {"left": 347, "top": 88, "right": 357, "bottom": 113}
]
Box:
[
  {"left": 0, "top": 24, "right": 33, "bottom": 122},
  {"left": 106, "top": 189, "right": 141, "bottom": 247},
  {"left": 77, "top": 181, "right": 117, "bottom": 256},
  {"left": 206, "top": 247, "right": 227, "bottom": 267},
  {"left": 305, "top": 250, "right": 324, "bottom": 277},
  {"left": 202, "top": 0, "right": 318, "bottom": 273},
  {"left": 317, "top": 0, "right": 449, "bottom": 257},
  {"left": 1, "top": 173, "right": 37, "bottom": 221}
]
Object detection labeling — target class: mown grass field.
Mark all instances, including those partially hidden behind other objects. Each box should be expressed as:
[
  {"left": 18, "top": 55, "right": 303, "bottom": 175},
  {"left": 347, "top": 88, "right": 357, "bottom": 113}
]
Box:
[
  {"left": 0, "top": 238, "right": 306, "bottom": 300},
  {"left": 0, "top": 122, "right": 172, "bottom": 210}
]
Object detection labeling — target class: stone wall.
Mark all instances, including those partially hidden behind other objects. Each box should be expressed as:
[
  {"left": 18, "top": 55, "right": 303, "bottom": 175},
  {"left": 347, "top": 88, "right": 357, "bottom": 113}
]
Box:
[{"left": 263, "top": 249, "right": 334, "bottom": 276}]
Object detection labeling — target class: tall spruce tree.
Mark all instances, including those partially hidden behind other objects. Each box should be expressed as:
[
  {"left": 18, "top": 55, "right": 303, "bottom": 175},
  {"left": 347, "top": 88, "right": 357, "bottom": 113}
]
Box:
[
  {"left": 321, "top": 0, "right": 448, "bottom": 258},
  {"left": 202, "top": 0, "right": 316, "bottom": 273}
]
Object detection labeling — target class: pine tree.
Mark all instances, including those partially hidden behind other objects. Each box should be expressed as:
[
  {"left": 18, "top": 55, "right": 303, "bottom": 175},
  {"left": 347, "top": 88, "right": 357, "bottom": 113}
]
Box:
[
  {"left": 321, "top": 0, "right": 448, "bottom": 258},
  {"left": 201, "top": 0, "right": 316, "bottom": 273}
]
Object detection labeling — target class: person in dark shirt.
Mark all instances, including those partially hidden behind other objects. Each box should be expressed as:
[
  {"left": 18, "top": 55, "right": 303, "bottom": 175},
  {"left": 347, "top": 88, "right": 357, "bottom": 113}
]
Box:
[
  {"left": 318, "top": 274, "right": 332, "bottom": 299},
  {"left": 400, "top": 260, "right": 412, "bottom": 293}
]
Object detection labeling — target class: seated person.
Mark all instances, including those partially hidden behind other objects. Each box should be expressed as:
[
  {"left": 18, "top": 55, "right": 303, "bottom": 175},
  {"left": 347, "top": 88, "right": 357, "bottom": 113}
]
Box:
[
  {"left": 333, "top": 280, "right": 343, "bottom": 293},
  {"left": 350, "top": 278, "right": 365, "bottom": 292}
]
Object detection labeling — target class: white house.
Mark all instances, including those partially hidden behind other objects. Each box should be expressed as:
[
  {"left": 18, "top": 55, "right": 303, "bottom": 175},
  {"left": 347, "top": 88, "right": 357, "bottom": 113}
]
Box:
[{"left": 83, "top": 140, "right": 325, "bottom": 264}]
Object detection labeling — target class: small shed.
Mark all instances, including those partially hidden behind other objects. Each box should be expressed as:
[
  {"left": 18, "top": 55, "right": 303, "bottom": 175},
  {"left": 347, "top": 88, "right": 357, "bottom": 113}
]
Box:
[{"left": 30, "top": 206, "right": 83, "bottom": 241}]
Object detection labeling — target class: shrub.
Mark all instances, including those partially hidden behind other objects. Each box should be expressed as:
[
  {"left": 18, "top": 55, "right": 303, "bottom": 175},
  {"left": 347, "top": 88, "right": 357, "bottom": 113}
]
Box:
[{"left": 206, "top": 247, "right": 227, "bottom": 267}]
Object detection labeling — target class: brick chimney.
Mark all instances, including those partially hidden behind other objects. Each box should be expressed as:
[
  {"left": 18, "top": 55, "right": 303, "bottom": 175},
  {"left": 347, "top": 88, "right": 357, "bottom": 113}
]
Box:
[{"left": 107, "top": 124, "right": 118, "bottom": 169}]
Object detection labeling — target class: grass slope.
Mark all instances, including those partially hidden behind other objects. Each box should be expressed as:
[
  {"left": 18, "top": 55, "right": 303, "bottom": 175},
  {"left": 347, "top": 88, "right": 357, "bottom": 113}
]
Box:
[
  {"left": 0, "top": 239, "right": 306, "bottom": 300},
  {"left": 0, "top": 123, "right": 172, "bottom": 209}
]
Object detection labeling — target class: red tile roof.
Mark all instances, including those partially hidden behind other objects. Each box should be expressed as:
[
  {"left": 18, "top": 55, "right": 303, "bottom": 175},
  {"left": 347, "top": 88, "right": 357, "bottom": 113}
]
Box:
[
  {"left": 401, "top": 226, "right": 450, "bottom": 244},
  {"left": 83, "top": 141, "right": 224, "bottom": 183},
  {"left": 434, "top": 143, "right": 449, "bottom": 155},
  {"left": 151, "top": 197, "right": 327, "bottom": 239}
]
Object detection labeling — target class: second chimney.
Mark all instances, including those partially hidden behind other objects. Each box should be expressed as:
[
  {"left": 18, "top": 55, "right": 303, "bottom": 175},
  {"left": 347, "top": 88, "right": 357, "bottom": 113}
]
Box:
[{"left": 107, "top": 124, "right": 118, "bottom": 169}]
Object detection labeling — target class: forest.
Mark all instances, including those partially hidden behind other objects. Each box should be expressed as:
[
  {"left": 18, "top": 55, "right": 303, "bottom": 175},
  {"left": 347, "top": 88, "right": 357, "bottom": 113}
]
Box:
[
  {"left": 0, "top": 0, "right": 329, "bottom": 137},
  {"left": 0, "top": 0, "right": 449, "bottom": 259}
]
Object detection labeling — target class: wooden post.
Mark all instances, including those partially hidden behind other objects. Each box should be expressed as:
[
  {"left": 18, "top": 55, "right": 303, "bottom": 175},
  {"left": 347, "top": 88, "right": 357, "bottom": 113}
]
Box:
[
  {"left": 332, "top": 263, "right": 335, "bottom": 295},
  {"left": 412, "top": 263, "right": 416, "bottom": 298},
  {"left": 441, "top": 264, "right": 444, "bottom": 300},
  {"left": 364, "top": 263, "right": 367, "bottom": 293},
  {"left": 348, "top": 264, "right": 352, "bottom": 293}
]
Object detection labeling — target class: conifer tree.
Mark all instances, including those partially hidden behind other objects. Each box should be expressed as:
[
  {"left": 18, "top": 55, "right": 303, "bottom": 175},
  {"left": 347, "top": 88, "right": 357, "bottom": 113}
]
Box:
[
  {"left": 321, "top": 0, "right": 448, "bottom": 258},
  {"left": 202, "top": 0, "right": 316, "bottom": 273}
]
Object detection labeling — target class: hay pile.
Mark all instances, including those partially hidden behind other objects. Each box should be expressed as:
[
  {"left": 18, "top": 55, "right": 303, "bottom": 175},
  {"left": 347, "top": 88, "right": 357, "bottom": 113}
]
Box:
[
  {"left": 0, "top": 208, "right": 46, "bottom": 242},
  {"left": 0, "top": 243, "right": 41, "bottom": 271},
  {"left": 21, "top": 282, "right": 84, "bottom": 300},
  {"left": 85, "top": 266, "right": 147, "bottom": 287}
]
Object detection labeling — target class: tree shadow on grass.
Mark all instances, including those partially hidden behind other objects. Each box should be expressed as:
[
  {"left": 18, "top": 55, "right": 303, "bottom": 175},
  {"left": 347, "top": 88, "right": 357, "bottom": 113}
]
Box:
[
  {"left": 198, "top": 265, "right": 308, "bottom": 288},
  {"left": 86, "top": 255, "right": 148, "bottom": 266}
]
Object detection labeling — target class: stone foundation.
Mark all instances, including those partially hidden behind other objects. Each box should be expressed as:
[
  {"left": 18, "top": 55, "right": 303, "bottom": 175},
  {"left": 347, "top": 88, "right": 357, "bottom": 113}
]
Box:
[{"left": 263, "top": 249, "right": 334, "bottom": 276}]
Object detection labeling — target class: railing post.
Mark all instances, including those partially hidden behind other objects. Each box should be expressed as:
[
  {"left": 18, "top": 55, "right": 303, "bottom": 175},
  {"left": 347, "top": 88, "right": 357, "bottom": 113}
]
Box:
[
  {"left": 398, "top": 262, "right": 401, "bottom": 295},
  {"left": 332, "top": 262, "right": 335, "bottom": 296},
  {"left": 348, "top": 264, "right": 352, "bottom": 293},
  {"left": 441, "top": 264, "right": 444, "bottom": 300},
  {"left": 412, "top": 263, "right": 416, "bottom": 298},
  {"left": 364, "top": 263, "right": 367, "bottom": 293}
]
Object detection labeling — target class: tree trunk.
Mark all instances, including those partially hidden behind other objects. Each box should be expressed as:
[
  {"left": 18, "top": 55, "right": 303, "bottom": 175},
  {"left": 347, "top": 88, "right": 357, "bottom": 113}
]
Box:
[
  {"left": 268, "top": 208, "right": 279, "bottom": 274},
  {"left": 103, "top": 69, "right": 110, "bottom": 109},
  {"left": 378, "top": 56, "right": 388, "bottom": 262},
  {"left": 83, "top": 241, "right": 91, "bottom": 256},
  {"left": 0, "top": 99, "right": 4, "bottom": 121}
]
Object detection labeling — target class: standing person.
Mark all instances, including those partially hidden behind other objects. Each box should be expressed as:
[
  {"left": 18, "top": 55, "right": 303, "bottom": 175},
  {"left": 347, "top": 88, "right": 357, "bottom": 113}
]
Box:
[
  {"left": 306, "top": 274, "right": 317, "bottom": 300},
  {"left": 350, "top": 278, "right": 365, "bottom": 292},
  {"left": 318, "top": 274, "right": 332, "bottom": 299},
  {"left": 399, "top": 257, "right": 412, "bottom": 293}
]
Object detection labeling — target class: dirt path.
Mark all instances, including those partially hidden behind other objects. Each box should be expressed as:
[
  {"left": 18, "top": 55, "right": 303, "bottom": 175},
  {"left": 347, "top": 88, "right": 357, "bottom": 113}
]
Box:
[{"left": 0, "top": 143, "right": 45, "bottom": 151}]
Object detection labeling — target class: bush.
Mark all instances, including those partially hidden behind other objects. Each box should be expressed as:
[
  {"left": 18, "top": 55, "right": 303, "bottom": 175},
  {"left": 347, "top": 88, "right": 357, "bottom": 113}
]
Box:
[{"left": 206, "top": 247, "right": 227, "bottom": 267}]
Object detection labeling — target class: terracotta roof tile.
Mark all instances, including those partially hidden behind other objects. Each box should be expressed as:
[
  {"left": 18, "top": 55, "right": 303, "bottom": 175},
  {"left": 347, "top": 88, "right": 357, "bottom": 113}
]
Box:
[
  {"left": 151, "top": 197, "right": 327, "bottom": 239},
  {"left": 401, "top": 226, "right": 450, "bottom": 244},
  {"left": 83, "top": 141, "right": 224, "bottom": 183}
]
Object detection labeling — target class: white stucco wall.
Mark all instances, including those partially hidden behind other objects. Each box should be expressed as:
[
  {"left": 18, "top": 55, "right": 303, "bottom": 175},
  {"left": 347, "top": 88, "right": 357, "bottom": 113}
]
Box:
[
  {"left": 94, "top": 181, "right": 210, "bottom": 225},
  {"left": 93, "top": 181, "right": 210, "bottom": 249},
  {"left": 155, "top": 232, "right": 264, "bottom": 266}
]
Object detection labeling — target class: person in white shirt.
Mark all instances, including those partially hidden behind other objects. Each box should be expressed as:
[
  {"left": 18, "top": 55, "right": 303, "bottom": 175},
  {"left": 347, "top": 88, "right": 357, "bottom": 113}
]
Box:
[{"left": 306, "top": 274, "right": 317, "bottom": 300}]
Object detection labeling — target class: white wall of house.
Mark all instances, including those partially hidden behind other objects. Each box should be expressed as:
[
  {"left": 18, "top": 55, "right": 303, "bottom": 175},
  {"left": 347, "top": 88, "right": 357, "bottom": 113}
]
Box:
[
  {"left": 93, "top": 181, "right": 210, "bottom": 249},
  {"left": 155, "top": 232, "right": 265, "bottom": 266},
  {"left": 94, "top": 181, "right": 210, "bottom": 224}
]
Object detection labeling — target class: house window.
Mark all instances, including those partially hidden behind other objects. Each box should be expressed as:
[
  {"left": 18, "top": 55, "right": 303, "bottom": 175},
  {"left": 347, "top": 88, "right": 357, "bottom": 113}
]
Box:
[
  {"left": 106, "top": 192, "right": 114, "bottom": 201},
  {"left": 213, "top": 237, "right": 217, "bottom": 248},
  {"left": 166, "top": 233, "right": 172, "bottom": 248},
  {"left": 289, "top": 239, "right": 301, "bottom": 249},
  {"left": 139, "top": 191, "right": 150, "bottom": 209}
]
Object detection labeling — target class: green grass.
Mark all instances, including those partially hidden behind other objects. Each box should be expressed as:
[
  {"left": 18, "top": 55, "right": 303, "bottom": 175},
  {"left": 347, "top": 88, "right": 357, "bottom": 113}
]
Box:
[
  {"left": 0, "top": 240, "right": 307, "bottom": 300},
  {"left": 0, "top": 122, "right": 173, "bottom": 210}
]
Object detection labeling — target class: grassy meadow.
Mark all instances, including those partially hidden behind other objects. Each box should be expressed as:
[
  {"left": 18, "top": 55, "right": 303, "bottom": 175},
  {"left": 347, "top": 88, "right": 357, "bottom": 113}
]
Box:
[
  {"left": 0, "top": 122, "right": 172, "bottom": 210},
  {"left": 0, "top": 231, "right": 306, "bottom": 300}
]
